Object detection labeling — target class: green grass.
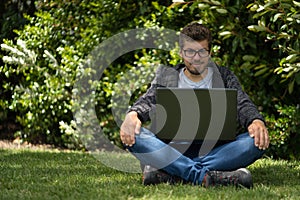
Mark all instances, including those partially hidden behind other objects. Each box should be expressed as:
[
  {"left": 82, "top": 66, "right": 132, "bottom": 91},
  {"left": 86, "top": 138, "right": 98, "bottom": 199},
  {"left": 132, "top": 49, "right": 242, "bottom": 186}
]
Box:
[{"left": 0, "top": 149, "right": 299, "bottom": 200}]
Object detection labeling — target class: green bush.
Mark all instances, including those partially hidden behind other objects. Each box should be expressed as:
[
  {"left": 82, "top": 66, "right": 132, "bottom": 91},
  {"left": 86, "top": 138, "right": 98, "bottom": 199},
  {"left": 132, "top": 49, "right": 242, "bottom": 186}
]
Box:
[
  {"left": 0, "top": 0, "right": 149, "bottom": 148},
  {"left": 0, "top": 0, "right": 161, "bottom": 148},
  {"left": 266, "top": 104, "right": 300, "bottom": 160},
  {"left": 0, "top": 0, "right": 36, "bottom": 138}
]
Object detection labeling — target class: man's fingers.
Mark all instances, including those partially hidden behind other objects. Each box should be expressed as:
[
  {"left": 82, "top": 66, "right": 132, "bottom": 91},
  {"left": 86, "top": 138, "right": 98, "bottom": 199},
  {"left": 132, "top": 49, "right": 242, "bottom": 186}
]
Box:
[
  {"left": 254, "top": 132, "right": 260, "bottom": 148},
  {"left": 120, "top": 119, "right": 140, "bottom": 146},
  {"left": 262, "top": 129, "right": 269, "bottom": 149},
  {"left": 249, "top": 127, "right": 255, "bottom": 138},
  {"left": 254, "top": 128, "right": 269, "bottom": 150},
  {"left": 253, "top": 126, "right": 264, "bottom": 149},
  {"left": 135, "top": 121, "right": 141, "bottom": 134},
  {"left": 120, "top": 127, "right": 135, "bottom": 146},
  {"left": 258, "top": 128, "right": 265, "bottom": 149},
  {"left": 248, "top": 125, "right": 257, "bottom": 143},
  {"left": 265, "top": 130, "right": 270, "bottom": 148}
]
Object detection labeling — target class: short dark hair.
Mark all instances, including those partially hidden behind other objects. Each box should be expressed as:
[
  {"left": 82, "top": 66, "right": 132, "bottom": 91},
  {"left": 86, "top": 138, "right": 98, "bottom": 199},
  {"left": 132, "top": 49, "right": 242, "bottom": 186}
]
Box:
[{"left": 179, "top": 22, "right": 212, "bottom": 50}]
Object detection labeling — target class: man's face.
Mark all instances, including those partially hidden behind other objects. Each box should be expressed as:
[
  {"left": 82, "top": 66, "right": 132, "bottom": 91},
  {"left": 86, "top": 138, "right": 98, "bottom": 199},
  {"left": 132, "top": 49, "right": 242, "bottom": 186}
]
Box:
[{"left": 180, "top": 40, "right": 210, "bottom": 75}]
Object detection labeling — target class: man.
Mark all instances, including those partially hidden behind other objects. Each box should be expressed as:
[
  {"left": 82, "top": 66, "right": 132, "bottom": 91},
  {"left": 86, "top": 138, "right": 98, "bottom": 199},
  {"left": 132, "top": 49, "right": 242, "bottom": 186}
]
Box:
[{"left": 120, "top": 22, "right": 269, "bottom": 188}]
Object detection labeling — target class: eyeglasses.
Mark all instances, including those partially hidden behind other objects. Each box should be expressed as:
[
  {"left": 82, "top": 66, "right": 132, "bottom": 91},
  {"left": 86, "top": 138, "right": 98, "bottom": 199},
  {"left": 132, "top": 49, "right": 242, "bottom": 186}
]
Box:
[{"left": 183, "top": 48, "right": 210, "bottom": 58}]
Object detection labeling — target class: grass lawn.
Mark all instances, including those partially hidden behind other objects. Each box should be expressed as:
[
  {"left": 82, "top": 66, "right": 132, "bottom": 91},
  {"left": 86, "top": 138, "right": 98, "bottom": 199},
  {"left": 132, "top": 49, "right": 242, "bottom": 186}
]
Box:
[{"left": 0, "top": 148, "right": 299, "bottom": 200}]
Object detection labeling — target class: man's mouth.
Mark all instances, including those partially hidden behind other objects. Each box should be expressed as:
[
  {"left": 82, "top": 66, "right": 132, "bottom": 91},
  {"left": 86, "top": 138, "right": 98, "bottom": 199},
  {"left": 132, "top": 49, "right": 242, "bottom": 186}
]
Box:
[{"left": 192, "top": 63, "right": 203, "bottom": 67}]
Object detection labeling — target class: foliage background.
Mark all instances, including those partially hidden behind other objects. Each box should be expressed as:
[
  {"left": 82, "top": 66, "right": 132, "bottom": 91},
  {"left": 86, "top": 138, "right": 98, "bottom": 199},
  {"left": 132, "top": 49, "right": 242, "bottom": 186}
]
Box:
[{"left": 0, "top": 0, "right": 299, "bottom": 159}]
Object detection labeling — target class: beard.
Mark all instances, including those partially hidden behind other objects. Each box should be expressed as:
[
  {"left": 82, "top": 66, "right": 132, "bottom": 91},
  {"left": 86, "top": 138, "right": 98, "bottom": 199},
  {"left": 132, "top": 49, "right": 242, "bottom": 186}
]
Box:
[{"left": 185, "top": 62, "right": 208, "bottom": 75}]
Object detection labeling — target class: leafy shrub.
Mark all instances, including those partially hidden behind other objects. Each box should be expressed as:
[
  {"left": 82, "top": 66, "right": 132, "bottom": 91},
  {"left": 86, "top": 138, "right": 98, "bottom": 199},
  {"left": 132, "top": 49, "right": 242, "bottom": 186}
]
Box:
[
  {"left": 265, "top": 104, "right": 300, "bottom": 160},
  {"left": 0, "top": 0, "right": 37, "bottom": 138},
  {"left": 1, "top": 38, "right": 76, "bottom": 146},
  {"left": 0, "top": 0, "right": 158, "bottom": 148}
]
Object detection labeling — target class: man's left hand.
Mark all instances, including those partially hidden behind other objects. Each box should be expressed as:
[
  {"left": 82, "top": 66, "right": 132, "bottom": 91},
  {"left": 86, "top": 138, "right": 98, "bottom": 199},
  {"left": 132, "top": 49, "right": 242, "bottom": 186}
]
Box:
[{"left": 248, "top": 119, "right": 269, "bottom": 150}]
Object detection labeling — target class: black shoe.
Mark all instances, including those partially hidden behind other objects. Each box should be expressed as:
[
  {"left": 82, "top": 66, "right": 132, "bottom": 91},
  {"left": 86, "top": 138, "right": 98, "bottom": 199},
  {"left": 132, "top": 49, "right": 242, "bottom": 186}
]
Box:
[
  {"left": 203, "top": 168, "right": 253, "bottom": 189},
  {"left": 142, "top": 165, "right": 183, "bottom": 185}
]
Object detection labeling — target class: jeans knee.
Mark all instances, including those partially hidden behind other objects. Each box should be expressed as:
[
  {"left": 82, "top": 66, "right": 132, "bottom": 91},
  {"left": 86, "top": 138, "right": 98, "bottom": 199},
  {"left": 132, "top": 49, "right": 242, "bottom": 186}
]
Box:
[
  {"left": 237, "top": 133, "right": 265, "bottom": 158},
  {"left": 127, "top": 128, "right": 161, "bottom": 153},
  {"left": 134, "top": 127, "right": 155, "bottom": 141}
]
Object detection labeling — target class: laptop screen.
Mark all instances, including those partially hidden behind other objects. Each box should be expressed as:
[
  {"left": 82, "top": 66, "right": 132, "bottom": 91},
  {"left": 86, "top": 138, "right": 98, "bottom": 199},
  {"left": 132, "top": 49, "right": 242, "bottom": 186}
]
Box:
[{"left": 152, "top": 88, "right": 237, "bottom": 142}]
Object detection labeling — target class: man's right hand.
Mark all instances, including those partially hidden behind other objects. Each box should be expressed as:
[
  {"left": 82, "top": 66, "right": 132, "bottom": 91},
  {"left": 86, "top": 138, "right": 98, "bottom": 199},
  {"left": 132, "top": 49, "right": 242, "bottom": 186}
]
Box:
[{"left": 120, "top": 111, "right": 141, "bottom": 147}]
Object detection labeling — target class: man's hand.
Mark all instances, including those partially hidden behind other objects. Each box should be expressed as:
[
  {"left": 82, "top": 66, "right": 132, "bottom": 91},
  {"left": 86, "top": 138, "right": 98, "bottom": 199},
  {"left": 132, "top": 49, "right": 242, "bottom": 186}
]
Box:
[
  {"left": 248, "top": 119, "right": 269, "bottom": 150},
  {"left": 120, "top": 111, "right": 141, "bottom": 147}
]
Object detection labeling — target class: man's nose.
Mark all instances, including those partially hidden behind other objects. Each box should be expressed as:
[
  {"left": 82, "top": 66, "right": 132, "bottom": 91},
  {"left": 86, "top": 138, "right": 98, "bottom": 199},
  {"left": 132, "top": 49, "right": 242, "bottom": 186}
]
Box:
[{"left": 193, "top": 52, "right": 202, "bottom": 60}]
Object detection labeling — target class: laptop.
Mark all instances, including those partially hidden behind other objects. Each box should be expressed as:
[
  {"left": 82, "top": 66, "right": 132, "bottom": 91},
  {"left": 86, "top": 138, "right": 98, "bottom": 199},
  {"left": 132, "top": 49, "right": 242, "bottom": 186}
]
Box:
[{"left": 151, "top": 88, "right": 237, "bottom": 143}]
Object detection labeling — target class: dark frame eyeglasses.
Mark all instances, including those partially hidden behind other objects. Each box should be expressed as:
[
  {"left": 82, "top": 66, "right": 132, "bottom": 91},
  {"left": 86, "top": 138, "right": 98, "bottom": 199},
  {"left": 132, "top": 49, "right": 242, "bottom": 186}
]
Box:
[{"left": 183, "top": 48, "right": 210, "bottom": 58}]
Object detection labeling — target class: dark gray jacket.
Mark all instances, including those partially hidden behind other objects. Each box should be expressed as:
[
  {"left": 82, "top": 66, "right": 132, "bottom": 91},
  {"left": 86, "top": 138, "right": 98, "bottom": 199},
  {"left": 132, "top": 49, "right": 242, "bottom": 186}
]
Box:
[{"left": 128, "top": 63, "right": 264, "bottom": 130}]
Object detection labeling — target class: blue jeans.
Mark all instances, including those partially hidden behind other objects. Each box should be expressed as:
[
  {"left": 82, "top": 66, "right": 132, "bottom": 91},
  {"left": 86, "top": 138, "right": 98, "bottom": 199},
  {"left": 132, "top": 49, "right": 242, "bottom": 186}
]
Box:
[{"left": 127, "top": 127, "right": 265, "bottom": 185}]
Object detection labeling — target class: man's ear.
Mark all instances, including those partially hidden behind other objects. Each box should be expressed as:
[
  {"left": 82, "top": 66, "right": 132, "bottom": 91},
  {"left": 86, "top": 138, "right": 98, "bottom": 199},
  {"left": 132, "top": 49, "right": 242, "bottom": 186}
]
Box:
[{"left": 179, "top": 49, "right": 183, "bottom": 58}]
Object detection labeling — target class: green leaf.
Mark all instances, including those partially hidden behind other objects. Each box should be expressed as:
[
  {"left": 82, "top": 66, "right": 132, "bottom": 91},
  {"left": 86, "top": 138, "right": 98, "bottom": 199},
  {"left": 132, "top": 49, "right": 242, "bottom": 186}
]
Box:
[
  {"left": 268, "top": 75, "right": 277, "bottom": 85},
  {"left": 253, "top": 10, "right": 270, "bottom": 19},
  {"left": 274, "top": 66, "right": 283, "bottom": 74},
  {"left": 198, "top": 3, "right": 209, "bottom": 9},
  {"left": 279, "top": 58, "right": 287, "bottom": 66},
  {"left": 247, "top": 25, "right": 267, "bottom": 32},
  {"left": 240, "top": 61, "right": 252, "bottom": 69},
  {"left": 293, "top": 0, "right": 300, "bottom": 7},
  {"left": 264, "top": 0, "right": 280, "bottom": 9},
  {"left": 242, "top": 55, "right": 257, "bottom": 62},
  {"left": 152, "top": 2, "right": 164, "bottom": 12},
  {"left": 288, "top": 80, "right": 295, "bottom": 94},
  {"left": 210, "top": 0, "right": 222, "bottom": 6},
  {"left": 219, "top": 31, "right": 232, "bottom": 36},
  {"left": 273, "top": 13, "right": 283, "bottom": 22},
  {"left": 216, "top": 9, "right": 228, "bottom": 14},
  {"left": 227, "top": 7, "right": 238, "bottom": 14},
  {"left": 286, "top": 54, "right": 298, "bottom": 62},
  {"left": 232, "top": 37, "right": 239, "bottom": 53},
  {"left": 239, "top": 38, "right": 245, "bottom": 50},
  {"left": 295, "top": 73, "right": 300, "bottom": 84},
  {"left": 254, "top": 67, "right": 269, "bottom": 76},
  {"left": 249, "top": 4, "right": 258, "bottom": 11},
  {"left": 254, "top": 64, "right": 267, "bottom": 70}
]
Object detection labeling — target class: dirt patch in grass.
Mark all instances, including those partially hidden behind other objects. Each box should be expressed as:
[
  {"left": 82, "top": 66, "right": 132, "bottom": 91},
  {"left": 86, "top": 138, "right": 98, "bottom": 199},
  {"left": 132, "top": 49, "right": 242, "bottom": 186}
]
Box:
[
  {"left": 0, "top": 139, "right": 55, "bottom": 151},
  {"left": 0, "top": 138, "right": 123, "bottom": 152}
]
